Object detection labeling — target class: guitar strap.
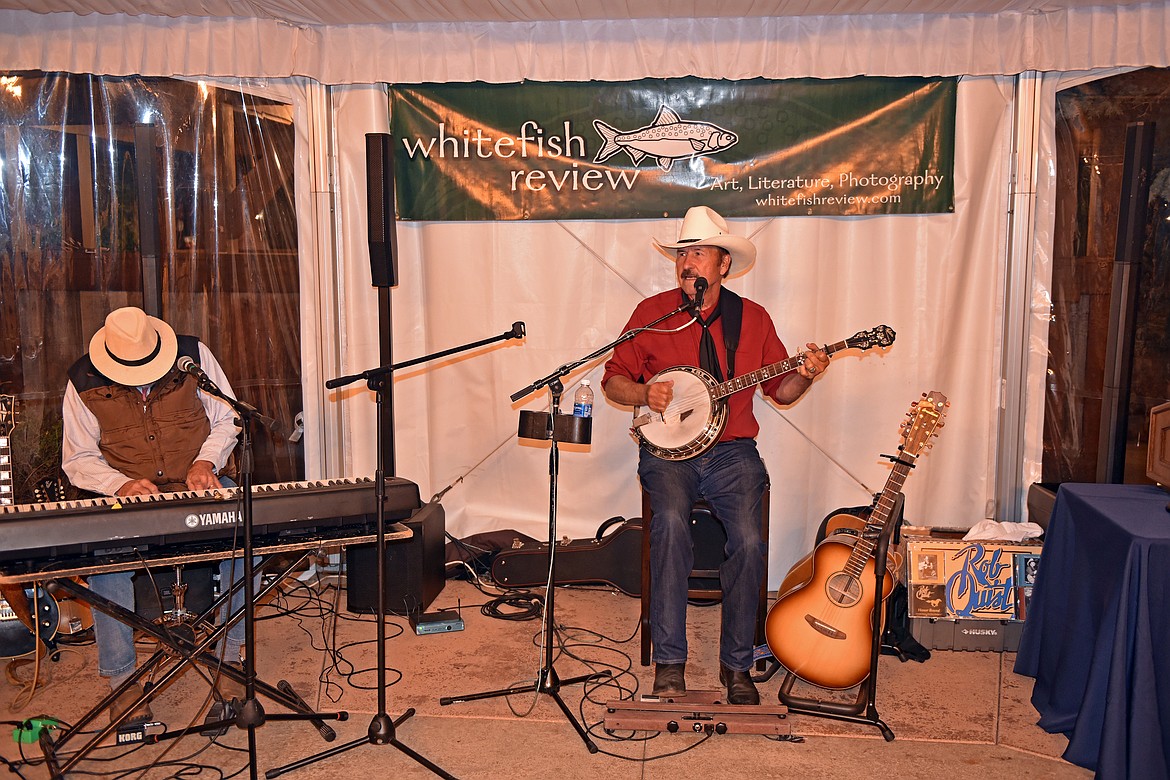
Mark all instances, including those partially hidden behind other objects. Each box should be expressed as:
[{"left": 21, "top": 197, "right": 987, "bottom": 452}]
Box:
[{"left": 720, "top": 288, "right": 742, "bottom": 380}]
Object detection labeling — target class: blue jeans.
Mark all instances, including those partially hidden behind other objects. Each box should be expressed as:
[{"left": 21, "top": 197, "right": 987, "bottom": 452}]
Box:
[
  {"left": 639, "top": 439, "right": 768, "bottom": 672},
  {"left": 90, "top": 476, "right": 255, "bottom": 683},
  {"left": 90, "top": 557, "right": 255, "bottom": 683}
]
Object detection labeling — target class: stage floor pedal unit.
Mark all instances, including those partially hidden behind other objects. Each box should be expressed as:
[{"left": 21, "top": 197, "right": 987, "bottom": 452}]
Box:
[{"left": 604, "top": 690, "right": 789, "bottom": 736}]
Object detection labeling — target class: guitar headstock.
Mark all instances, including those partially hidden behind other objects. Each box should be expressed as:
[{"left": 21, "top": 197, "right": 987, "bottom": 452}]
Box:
[
  {"left": 847, "top": 325, "right": 896, "bottom": 351},
  {"left": 900, "top": 390, "right": 948, "bottom": 457},
  {"left": 0, "top": 395, "right": 15, "bottom": 438},
  {"left": 35, "top": 476, "right": 67, "bottom": 504}
]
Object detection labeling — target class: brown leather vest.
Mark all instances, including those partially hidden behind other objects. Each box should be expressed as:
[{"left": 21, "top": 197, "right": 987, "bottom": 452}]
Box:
[{"left": 70, "top": 337, "right": 211, "bottom": 488}]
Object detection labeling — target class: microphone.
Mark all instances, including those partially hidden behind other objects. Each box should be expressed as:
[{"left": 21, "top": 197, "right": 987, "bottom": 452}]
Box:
[
  {"left": 691, "top": 277, "right": 708, "bottom": 316},
  {"left": 177, "top": 356, "right": 223, "bottom": 396},
  {"left": 509, "top": 321, "right": 526, "bottom": 340},
  {"left": 176, "top": 356, "right": 212, "bottom": 384}
]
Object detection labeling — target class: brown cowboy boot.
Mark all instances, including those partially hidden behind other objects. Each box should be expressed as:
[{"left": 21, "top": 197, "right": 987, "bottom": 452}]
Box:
[
  {"left": 719, "top": 664, "right": 760, "bottom": 705},
  {"left": 652, "top": 663, "right": 686, "bottom": 698},
  {"left": 109, "top": 682, "right": 153, "bottom": 725}
]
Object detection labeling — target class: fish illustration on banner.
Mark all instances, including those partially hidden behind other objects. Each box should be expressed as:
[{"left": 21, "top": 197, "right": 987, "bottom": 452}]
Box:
[{"left": 592, "top": 105, "right": 738, "bottom": 172}]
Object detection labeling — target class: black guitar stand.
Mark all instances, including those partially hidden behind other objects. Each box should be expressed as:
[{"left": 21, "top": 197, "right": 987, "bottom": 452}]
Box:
[
  {"left": 440, "top": 378, "right": 611, "bottom": 753},
  {"left": 757, "top": 491, "right": 903, "bottom": 742}
]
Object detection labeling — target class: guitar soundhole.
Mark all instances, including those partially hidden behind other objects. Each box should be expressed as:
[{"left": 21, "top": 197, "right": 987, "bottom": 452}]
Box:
[{"left": 825, "top": 572, "right": 862, "bottom": 607}]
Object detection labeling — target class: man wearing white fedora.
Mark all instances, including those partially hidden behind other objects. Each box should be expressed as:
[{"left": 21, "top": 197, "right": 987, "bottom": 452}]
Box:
[
  {"left": 61, "top": 306, "right": 246, "bottom": 725},
  {"left": 602, "top": 206, "right": 830, "bottom": 705}
]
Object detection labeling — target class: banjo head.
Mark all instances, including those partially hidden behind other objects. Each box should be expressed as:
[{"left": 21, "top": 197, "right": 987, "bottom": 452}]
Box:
[{"left": 633, "top": 366, "right": 728, "bottom": 460}]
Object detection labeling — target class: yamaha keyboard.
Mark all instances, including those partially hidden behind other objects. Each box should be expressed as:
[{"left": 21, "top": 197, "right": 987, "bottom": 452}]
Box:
[{"left": 0, "top": 477, "right": 422, "bottom": 573}]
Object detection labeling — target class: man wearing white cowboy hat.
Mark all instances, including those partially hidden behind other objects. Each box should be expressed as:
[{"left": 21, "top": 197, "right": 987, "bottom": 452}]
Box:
[
  {"left": 61, "top": 306, "right": 247, "bottom": 726},
  {"left": 602, "top": 206, "right": 830, "bottom": 706}
]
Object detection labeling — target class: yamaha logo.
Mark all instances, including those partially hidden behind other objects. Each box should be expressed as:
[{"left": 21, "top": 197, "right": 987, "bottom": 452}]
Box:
[{"left": 184, "top": 510, "right": 241, "bottom": 528}]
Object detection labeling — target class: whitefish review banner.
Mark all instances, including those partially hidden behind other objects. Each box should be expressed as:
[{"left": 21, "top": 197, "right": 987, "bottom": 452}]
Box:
[{"left": 391, "top": 76, "right": 956, "bottom": 221}]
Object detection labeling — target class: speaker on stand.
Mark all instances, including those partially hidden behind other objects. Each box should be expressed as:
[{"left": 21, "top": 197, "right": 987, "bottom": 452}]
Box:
[{"left": 366, "top": 133, "right": 399, "bottom": 289}]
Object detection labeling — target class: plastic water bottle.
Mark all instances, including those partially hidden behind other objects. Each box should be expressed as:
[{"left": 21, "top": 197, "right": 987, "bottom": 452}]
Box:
[{"left": 573, "top": 380, "right": 594, "bottom": 418}]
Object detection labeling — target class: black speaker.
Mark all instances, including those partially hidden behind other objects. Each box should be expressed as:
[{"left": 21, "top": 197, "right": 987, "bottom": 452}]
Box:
[
  {"left": 132, "top": 563, "right": 216, "bottom": 621},
  {"left": 365, "top": 132, "right": 398, "bottom": 288},
  {"left": 345, "top": 502, "right": 445, "bottom": 617}
]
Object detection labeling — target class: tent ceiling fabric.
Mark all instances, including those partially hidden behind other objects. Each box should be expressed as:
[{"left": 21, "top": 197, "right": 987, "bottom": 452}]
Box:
[{"left": 0, "top": 0, "right": 1152, "bottom": 25}]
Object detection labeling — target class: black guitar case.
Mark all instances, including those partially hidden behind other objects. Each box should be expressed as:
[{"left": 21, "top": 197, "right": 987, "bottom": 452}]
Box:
[{"left": 491, "top": 517, "right": 643, "bottom": 596}]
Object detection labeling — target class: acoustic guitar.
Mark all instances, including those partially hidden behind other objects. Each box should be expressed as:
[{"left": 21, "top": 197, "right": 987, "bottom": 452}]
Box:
[
  {"left": 765, "top": 391, "right": 948, "bottom": 690},
  {"left": 631, "top": 325, "right": 895, "bottom": 461}
]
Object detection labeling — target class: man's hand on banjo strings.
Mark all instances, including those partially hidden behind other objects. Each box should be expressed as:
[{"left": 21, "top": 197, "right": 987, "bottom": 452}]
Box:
[{"left": 646, "top": 379, "right": 674, "bottom": 414}]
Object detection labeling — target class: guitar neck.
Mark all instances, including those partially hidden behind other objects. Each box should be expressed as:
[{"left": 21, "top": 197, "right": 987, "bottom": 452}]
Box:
[
  {"left": 846, "top": 454, "right": 916, "bottom": 572},
  {"left": 1, "top": 394, "right": 14, "bottom": 506},
  {"left": 0, "top": 439, "right": 12, "bottom": 506},
  {"left": 712, "top": 337, "right": 853, "bottom": 401}
]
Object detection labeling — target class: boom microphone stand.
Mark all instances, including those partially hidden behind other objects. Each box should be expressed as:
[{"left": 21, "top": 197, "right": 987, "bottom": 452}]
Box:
[
  {"left": 439, "top": 302, "right": 696, "bottom": 753},
  {"left": 266, "top": 322, "right": 525, "bottom": 780}
]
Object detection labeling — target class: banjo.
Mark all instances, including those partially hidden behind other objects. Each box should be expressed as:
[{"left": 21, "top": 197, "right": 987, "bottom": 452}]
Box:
[{"left": 631, "top": 325, "right": 896, "bottom": 461}]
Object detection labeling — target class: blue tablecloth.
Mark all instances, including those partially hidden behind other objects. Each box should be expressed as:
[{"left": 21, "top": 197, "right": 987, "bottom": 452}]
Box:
[{"left": 1014, "top": 483, "right": 1170, "bottom": 779}]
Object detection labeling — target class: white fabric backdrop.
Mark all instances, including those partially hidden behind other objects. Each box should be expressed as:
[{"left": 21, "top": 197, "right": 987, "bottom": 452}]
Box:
[
  {"left": 326, "top": 77, "right": 1014, "bottom": 586},
  {"left": 1, "top": 5, "right": 1169, "bottom": 83}
]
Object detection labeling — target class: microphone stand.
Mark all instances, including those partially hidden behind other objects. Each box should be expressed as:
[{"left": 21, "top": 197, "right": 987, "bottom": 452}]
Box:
[
  {"left": 439, "top": 302, "right": 696, "bottom": 753},
  {"left": 508, "top": 306, "right": 695, "bottom": 405},
  {"left": 267, "top": 322, "right": 524, "bottom": 780},
  {"left": 189, "top": 376, "right": 341, "bottom": 780}
]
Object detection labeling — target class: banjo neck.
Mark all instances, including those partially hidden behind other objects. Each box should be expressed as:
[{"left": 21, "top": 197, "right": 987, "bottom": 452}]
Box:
[{"left": 711, "top": 337, "right": 854, "bottom": 401}]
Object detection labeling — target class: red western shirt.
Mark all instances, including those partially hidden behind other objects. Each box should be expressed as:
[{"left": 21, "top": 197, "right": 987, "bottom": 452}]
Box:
[{"left": 602, "top": 288, "right": 790, "bottom": 443}]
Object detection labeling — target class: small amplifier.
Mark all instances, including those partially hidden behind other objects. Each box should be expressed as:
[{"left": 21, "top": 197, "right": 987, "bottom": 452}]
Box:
[{"left": 411, "top": 609, "right": 464, "bottom": 635}]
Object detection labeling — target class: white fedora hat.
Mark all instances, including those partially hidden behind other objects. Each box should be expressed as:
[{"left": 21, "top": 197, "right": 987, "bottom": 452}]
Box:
[
  {"left": 654, "top": 206, "right": 757, "bottom": 276},
  {"left": 88, "top": 306, "right": 178, "bottom": 386}
]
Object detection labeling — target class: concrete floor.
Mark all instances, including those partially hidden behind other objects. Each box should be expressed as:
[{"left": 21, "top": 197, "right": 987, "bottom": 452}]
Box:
[{"left": 0, "top": 575, "right": 1090, "bottom": 779}]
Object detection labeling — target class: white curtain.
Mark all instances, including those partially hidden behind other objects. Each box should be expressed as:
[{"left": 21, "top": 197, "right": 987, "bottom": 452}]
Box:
[
  {"left": 327, "top": 77, "right": 1014, "bottom": 586},
  {"left": 2, "top": 5, "right": 1169, "bottom": 83}
]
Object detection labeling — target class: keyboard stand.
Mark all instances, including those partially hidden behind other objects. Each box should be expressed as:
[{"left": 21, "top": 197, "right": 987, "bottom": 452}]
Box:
[{"left": 37, "top": 552, "right": 341, "bottom": 777}]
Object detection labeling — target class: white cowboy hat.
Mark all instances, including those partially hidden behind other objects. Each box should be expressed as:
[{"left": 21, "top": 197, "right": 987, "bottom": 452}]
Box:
[
  {"left": 88, "top": 306, "right": 178, "bottom": 386},
  {"left": 653, "top": 206, "right": 757, "bottom": 276}
]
